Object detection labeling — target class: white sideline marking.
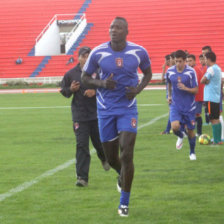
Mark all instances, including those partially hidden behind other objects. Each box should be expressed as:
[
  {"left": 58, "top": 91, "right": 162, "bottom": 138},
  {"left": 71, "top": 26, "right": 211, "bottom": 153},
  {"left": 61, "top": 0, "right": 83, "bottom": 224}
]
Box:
[
  {"left": 0, "top": 113, "right": 168, "bottom": 202},
  {"left": 0, "top": 158, "right": 74, "bottom": 202},
  {"left": 138, "top": 113, "right": 169, "bottom": 129},
  {"left": 0, "top": 104, "right": 163, "bottom": 110}
]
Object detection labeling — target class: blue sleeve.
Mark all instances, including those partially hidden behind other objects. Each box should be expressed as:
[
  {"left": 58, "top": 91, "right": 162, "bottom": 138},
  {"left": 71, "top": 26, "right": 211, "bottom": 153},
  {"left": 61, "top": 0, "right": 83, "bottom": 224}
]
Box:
[
  {"left": 139, "top": 48, "right": 151, "bottom": 71},
  {"left": 191, "top": 71, "right": 198, "bottom": 87},
  {"left": 83, "top": 50, "right": 99, "bottom": 75},
  {"left": 205, "top": 72, "right": 211, "bottom": 80},
  {"left": 166, "top": 71, "right": 171, "bottom": 83},
  {"left": 205, "top": 67, "right": 213, "bottom": 80}
]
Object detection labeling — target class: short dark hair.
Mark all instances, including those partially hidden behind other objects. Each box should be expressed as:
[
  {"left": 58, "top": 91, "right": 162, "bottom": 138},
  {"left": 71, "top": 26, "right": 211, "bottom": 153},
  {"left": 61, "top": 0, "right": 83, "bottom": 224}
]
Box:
[
  {"left": 202, "top": 45, "right": 212, "bottom": 52},
  {"left": 205, "top": 51, "right": 216, "bottom": 62},
  {"left": 187, "top": 54, "right": 196, "bottom": 61},
  {"left": 170, "top": 52, "right": 175, "bottom": 59},
  {"left": 199, "top": 54, "right": 204, "bottom": 58},
  {"left": 114, "top": 17, "right": 128, "bottom": 28},
  {"left": 175, "top": 50, "right": 187, "bottom": 60},
  {"left": 78, "top": 46, "right": 91, "bottom": 56},
  {"left": 165, "top": 54, "right": 170, "bottom": 60}
]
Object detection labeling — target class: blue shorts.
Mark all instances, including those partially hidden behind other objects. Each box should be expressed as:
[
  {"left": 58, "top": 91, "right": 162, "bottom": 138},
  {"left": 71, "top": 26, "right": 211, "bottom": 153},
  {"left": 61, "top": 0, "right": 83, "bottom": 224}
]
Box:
[
  {"left": 98, "top": 113, "right": 138, "bottom": 142},
  {"left": 170, "top": 106, "right": 195, "bottom": 130},
  {"left": 195, "top": 101, "right": 203, "bottom": 116}
]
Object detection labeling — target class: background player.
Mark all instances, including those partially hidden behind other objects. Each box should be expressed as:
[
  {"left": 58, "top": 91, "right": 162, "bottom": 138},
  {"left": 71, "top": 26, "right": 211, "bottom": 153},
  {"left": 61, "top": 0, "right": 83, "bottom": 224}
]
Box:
[
  {"left": 161, "top": 54, "right": 172, "bottom": 135},
  {"left": 201, "top": 51, "right": 222, "bottom": 144},
  {"left": 60, "top": 47, "right": 110, "bottom": 187},
  {"left": 186, "top": 54, "right": 204, "bottom": 136},
  {"left": 167, "top": 50, "right": 198, "bottom": 160},
  {"left": 81, "top": 17, "right": 152, "bottom": 217}
]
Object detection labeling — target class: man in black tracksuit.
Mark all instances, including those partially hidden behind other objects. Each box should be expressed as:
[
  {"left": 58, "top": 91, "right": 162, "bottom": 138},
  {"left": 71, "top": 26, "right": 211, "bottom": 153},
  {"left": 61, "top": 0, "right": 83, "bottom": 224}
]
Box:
[{"left": 60, "top": 47, "right": 110, "bottom": 187}]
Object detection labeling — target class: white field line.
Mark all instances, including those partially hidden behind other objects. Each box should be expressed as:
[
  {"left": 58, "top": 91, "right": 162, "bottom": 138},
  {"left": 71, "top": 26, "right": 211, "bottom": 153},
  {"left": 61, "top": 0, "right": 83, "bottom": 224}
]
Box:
[
  {"left": 0, "top": 104, "right": 164, "bottom": 110},
  {"left": 0, "top": 113, "right": 168, "bottom": 203},
  {"left": 0, "top": 86, "right": 165, "bottom": 95}
]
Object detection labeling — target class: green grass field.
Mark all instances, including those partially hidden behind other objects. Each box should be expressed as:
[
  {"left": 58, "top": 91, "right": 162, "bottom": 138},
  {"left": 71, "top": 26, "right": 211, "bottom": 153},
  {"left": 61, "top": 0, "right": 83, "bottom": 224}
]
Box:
[{"left": 0, "top": 90, "right": 223, "bottom": 224}]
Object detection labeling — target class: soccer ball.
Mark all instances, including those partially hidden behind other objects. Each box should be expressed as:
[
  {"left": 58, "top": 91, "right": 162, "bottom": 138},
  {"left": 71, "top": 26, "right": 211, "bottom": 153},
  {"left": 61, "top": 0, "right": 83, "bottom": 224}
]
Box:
[{"left": 198, "top": 134, "right": 211, "bottom": 145}]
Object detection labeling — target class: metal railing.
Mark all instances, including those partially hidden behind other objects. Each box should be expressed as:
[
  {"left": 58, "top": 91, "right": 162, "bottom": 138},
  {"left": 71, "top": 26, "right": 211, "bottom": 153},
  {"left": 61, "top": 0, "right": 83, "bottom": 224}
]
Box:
[{"left": 35, "top": 13, "right": 85, "bottom": 44}]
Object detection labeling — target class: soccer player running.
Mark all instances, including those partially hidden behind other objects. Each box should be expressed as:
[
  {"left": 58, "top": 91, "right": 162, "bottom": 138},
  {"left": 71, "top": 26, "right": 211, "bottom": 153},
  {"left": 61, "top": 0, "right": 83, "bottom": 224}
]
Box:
[
  {"left": 81, "top": 17, "right": 152, "bottom": 217},
  {"left": 186, "top": 54, "right": 204, "bottom": 136},
  {"left": 166, "top": 50, "right": 198, "bottom": 160},
  {"left": 201, "top": 51, "right": 222, "bottom": 144}
]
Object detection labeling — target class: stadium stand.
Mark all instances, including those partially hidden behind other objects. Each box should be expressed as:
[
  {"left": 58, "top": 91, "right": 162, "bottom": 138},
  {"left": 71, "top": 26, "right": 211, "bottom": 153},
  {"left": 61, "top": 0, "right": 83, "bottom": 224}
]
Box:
[{"left": 0, "top": 0, "right": 224, "bottom": 80}]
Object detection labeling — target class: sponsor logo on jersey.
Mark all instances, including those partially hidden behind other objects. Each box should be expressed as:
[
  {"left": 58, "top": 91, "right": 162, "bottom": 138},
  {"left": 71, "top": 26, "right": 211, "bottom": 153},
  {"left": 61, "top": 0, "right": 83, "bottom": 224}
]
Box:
[
  {"left": 131, "top": 118, "right": 137, "bottom": 128},
  {"left": 74, "top": 122, "right": 79, "bottom": 130},
  {"left": 116, "top": 58, "right": 123, "bottom": 67},
  {"left": 177, "top": 76, "right": 181, "bottom": 83},
  {"left": 191, "top": 120, "right": 195, "bottom": 126}
]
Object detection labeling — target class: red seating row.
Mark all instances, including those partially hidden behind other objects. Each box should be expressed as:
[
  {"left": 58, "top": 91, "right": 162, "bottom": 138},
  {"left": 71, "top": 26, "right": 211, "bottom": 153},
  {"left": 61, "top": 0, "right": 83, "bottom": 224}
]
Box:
[{"left": 0, "top": 0, "right": 224, "bottom": 79}]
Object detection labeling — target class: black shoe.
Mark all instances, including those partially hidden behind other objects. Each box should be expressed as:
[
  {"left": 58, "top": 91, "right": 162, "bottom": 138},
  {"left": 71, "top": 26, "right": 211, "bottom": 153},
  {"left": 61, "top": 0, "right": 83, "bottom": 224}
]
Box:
[
  {"left": 117, "top": 175, "right": 121, "bottom": 193},
  {"left": 118, "top": 205, "right": 129, "bottom": 217},
  {"left": 76, "top": 178, "right": 88, "bottom": 187}
]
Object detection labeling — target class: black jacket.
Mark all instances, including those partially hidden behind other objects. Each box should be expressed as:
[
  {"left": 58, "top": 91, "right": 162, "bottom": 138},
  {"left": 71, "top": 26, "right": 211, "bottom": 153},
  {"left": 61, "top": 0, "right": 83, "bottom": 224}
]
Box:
[{"left": 60, "top": 63, "right": 97, "bottom": 122}]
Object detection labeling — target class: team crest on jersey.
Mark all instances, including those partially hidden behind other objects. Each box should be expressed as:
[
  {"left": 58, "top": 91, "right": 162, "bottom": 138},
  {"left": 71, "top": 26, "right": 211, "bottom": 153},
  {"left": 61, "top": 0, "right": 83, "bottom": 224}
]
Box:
[
  {"left": 91, "top": 73, "right": 97, "bottom": 79},
  {"left": 74, "top": 122, "right": 79, "bottom": 130},
  {"left": 116, "top": 58, "right": 123, "bottom": 67},
  {"left": 177, "top": 76, "right": 181, "bottom": 82},
  {"left": 131, "top": 118, "right": 137, "bottom": 128}
]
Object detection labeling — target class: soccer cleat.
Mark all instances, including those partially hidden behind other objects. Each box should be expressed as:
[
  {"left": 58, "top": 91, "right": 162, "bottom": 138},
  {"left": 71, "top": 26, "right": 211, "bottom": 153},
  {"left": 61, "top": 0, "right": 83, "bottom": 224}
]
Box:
[
  {"left": 118, "top": 205, "right": 129, "bottom": 217},
  {"left": 176, "top": 137, "right": 183, "bottom": 150},
  {"left": 76, "top": 178, "right": 88, "bottom": 187},
  {"left": 117, "top": 176, "right": 121, "bottom": 193},
  {"left": 101, "top": 160, "right": 110, "bottom": 171},
  {"left": 189, "top": 153, "right": 196, "bottom": 161}
]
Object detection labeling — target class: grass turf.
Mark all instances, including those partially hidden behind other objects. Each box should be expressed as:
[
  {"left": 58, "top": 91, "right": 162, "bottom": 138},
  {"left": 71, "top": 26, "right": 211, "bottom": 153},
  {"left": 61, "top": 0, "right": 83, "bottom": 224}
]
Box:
[{"left": 0, "top": 90, "right": 223, "bottom": 224}]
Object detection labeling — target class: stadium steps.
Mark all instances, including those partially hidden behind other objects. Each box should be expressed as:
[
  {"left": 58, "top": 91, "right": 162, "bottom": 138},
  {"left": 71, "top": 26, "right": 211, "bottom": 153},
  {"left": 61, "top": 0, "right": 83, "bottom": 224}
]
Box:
[
  {"left": 0, "top": 0, "right": 86, "bottom": 78},
  {"left": 0, "top": 0, "right": 224, "bottom": 78}
]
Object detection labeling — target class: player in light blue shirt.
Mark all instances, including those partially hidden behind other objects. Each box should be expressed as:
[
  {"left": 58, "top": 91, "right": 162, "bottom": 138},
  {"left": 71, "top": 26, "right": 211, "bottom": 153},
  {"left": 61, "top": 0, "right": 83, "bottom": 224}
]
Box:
[
  {"left": 81, "top": 17, "right": 152, "bottom": 217},
  {"left": 167, "top": 50, "right": 198, "bottom": 160},
  {"left": 201, "top": 51, "right": 222, "bottom": 144}
]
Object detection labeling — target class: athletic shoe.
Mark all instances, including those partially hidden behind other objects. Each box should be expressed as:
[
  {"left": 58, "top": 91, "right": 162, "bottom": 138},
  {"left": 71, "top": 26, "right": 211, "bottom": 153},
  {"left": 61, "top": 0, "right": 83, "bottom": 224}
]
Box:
[
  {"left": 76, "top": 178, "right": 88, "bottom": 187},
  {"left": 118, "top": 205, "right": 129, "bottom": 217},
  {"left": 176, "top": 137, "right": 183, "bottom": 150},
  {"left": 189, "top": 153, "right": 196, "bottom": 161},
  {"left": 101, "top": 160, "right": 110, "bottom": 171},
  {"left": 117, "top": 176, "right": 121, "bottom": 193}
]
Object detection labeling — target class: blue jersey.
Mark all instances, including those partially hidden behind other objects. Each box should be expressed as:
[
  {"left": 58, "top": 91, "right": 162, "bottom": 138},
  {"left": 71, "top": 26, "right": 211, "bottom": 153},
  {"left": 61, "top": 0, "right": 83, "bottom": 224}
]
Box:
[
  {"left": 166, "top": 65, "right": 198, "bottom": 113},
  {"left": 203, "top": 64, "right": 222, "bottom": 103},
  {"left": 83, "top": 41, "right": 151, "bottom": 117}
]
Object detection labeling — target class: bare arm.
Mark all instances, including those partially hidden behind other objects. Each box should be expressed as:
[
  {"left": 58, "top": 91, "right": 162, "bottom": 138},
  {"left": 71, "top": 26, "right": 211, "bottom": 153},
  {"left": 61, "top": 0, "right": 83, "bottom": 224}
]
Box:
[
  {"left": 126, "top": 66, "right": 152, "bottom": 100},
  {"left": 161, "top": 62, "right": 166, "bottom": 83},
  {"left": 200, "top": 76, "right": 210, "bottom": 84},
  {"left": 81, "top": 71, "right": 116, "bottom": 89},
  {"left": 167, "top": 82, "right": 172, "bottom": 104}
]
